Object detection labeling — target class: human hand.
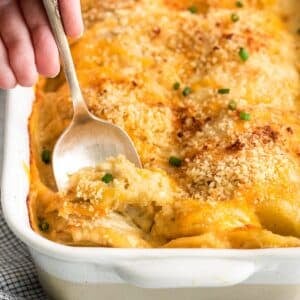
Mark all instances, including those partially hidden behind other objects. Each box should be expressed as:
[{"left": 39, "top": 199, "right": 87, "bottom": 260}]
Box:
[{"left": 0, "top": 0, "right": 83, "bottom": 89}]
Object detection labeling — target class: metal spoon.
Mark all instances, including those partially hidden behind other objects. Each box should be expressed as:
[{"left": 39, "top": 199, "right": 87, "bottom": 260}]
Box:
[{"left": 43, "top": 0, "right": 141, "bottom": 191}]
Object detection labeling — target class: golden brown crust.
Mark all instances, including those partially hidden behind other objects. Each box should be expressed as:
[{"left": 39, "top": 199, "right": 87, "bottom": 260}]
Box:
[{"left": 28, "top": 0, "right": 300, "bottom": 248}]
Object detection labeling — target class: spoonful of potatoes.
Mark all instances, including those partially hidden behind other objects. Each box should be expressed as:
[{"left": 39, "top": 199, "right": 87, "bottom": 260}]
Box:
[{"left": 42, "top": 0, "right": 141, "bottom": 191}]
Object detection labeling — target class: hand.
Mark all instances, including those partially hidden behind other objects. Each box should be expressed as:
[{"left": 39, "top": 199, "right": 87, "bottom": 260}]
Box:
[{"left": 0, "top": 0, "right": 83, "bottom": 89}]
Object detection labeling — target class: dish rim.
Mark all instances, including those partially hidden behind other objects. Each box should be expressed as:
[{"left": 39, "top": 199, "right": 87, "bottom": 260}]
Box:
[{"left": 2, "top": 87, "right": 300, "bottom": 262}]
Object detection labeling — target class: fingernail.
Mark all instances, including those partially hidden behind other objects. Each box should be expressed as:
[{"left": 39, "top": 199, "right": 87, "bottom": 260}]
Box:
[
  {"left": 49, "top": 68, "right": 61, "bottom": 78},
  {"left": 77, "top": 22, "right": 85, "bottom": 38},
  {"left": 77, "top": 27, "right": 84, "bottom": 39}
]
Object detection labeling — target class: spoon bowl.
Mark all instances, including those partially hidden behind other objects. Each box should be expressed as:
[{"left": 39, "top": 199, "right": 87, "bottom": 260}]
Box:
[
  {"left": 53, "top": 112, "right": 141, "bottom": 191},
  {"left": 43, "top": 0, "right": 141, "bottom": 191}
]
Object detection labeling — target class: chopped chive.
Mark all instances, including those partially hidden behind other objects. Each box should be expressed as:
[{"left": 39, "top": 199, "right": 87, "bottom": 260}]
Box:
[
  {"left": 41, "top": 149, "right": 51, "bottom": 164},
  {"left": 218, "top": 88, "right": 230, "bottom": 94},
  {"left": 231, "top": 13, "right": 239, "bottom": 22},
  {"left": 102, "top": 173, "right": 114, "bottom": 184},
  {"left": 38, "top": 219, "right": 49, "bottom": 232},
  {"left": 188, "top": 6, "right": 198, "bottom": 14},
  {"left": 169, "top": 156, "right": 182, "bottom": 167},
  {"left": 239, "top": 47, "right": 249, "bottom": 61},
  {"left": 228, "top": 100, "right": 237, "bottom": 110},
  {"left": 236, "top": 1, "right": 244, "bottom": 7},
  {"left": 240, "top": 111, "right": 251, "bottom": 121},
  {"left": 173, "top": 82, "right": 180, "bottom": 90},
  {"left": 182, "top": 87, "right": 192, "bottom": 97}
]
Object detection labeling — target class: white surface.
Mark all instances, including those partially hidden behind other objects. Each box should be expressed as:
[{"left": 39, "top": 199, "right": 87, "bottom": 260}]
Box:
[{"left": 1, "top": 87, "right": 300, "bottom": 299}]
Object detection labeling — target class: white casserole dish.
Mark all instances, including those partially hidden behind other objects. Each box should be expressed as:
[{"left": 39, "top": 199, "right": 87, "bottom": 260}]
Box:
[{"left": 2, "top": 86, "right": 300, "bottom": 300}]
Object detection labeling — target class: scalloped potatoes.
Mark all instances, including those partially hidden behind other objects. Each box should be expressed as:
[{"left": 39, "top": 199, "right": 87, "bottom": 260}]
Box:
[{"left": 28, "top": 0, "right": 300, "bottom": 248}]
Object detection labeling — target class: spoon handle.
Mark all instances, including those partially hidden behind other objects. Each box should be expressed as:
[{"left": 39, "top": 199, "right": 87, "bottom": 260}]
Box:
[{"left": 42, "top": 0, "right": 89, "bottom": 118}]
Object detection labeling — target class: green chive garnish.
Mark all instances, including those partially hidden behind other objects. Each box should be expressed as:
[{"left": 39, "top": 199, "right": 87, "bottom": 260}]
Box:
[
  {"left": 231, "top": 13, "right": 239, "bottom": 22},
  {"left": 236, "top": 1, "right": 243, "bottom": 7},
  {"left": 41, "top": 149, "right": 51, "bottom": 164},
  {"left": 169, "top": 156, "right": 182, "bottom": 167},
  {"left": 240, "top": 111, "right": 251, "bottom": 121},
  {"left": 218, "top": 88, "right": 230, "bottom": 94},
  {"left": 39, "top": 219, "right": 49, "bottom": 232},
  {"left": 173, "top": 82, "right": 180, "bottom": 90},
  {"left": 102, "top": 173, "right": 114, "bottom": 184},
  {"left": 228, "top": 100, "right": 237, "bottom": 110},
  {"left": 239, "top": 47, "right": 249, "bottom": 61},
  {"left": 182, "top": 87, "right": 192, "bottom": 97},
  {"left": 188, "top": 6, "right": 198, "bottom": 14}
]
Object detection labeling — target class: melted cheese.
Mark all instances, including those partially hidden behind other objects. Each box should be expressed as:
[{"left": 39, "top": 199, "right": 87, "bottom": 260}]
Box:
[{"left": 28, "top": 0, "right": 300, "bottom": 248}]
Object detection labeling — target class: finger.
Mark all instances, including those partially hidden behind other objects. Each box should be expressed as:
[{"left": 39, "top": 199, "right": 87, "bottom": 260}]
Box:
[
  {"left": 59, "top": 0, "right": 84, "bottom": 37},
  {"left": 20, "top": 0, "right": 60, "bottom": 77},
  {"left": 0, "top": 0, "right": 37, "bottom": 86},
  {"left": 0, "top": 37, "right": 16, "bottom": 89}
]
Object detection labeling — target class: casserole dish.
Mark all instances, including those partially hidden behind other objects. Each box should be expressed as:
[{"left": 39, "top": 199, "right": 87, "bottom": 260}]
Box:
[{"left": 2, "top": 87, "right": 300, "bottom": 300}]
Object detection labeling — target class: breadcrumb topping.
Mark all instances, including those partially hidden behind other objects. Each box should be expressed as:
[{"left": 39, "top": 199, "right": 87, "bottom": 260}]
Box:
[{"left": 29, "top": 0, "right": 300, "bottom": 248}]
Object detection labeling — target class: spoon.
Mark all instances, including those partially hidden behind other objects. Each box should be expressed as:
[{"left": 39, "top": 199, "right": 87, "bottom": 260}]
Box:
[{"left": 43, "top": 0, "right": 141, "bottom": 191}]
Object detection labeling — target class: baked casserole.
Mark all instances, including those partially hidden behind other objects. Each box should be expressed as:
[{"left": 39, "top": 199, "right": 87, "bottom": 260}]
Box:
[{"left": 28, "top": 0, "right": 300, "bottom": 248}]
